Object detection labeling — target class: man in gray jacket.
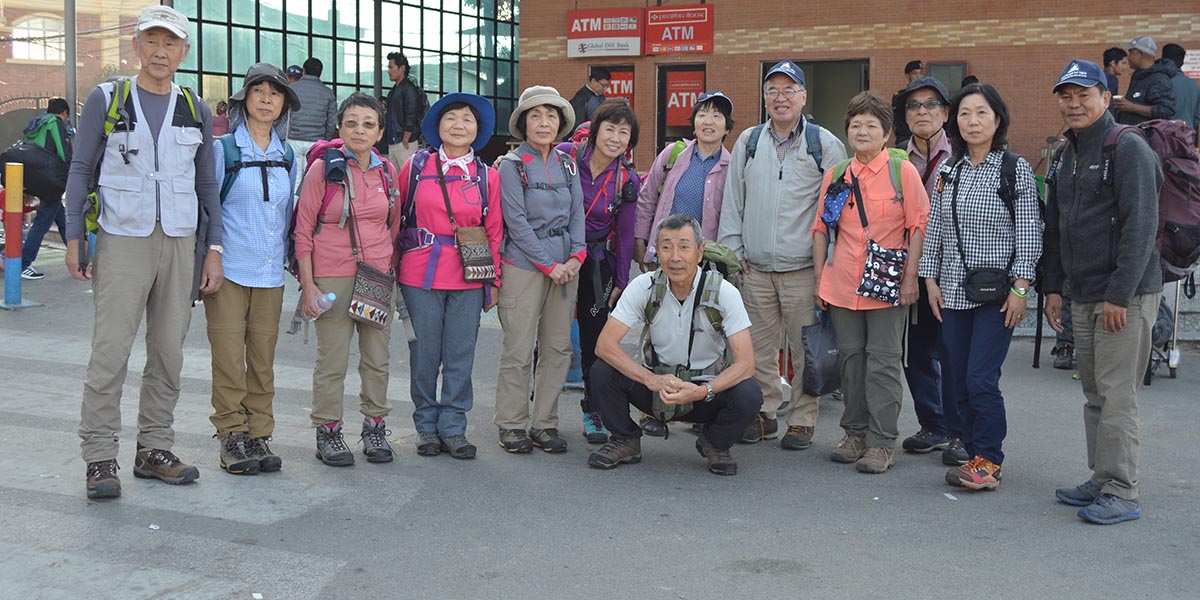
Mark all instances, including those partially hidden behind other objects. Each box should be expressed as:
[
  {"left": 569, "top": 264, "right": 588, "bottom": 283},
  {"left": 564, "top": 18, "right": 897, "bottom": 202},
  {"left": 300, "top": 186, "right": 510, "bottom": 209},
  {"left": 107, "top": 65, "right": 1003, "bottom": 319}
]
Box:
[
  {"left": 287, "top": 57, "right": 337, "bottom": 161},
  {"left": 718, "top": 61, "right": 846, "bottom": 451},
  {"left": 1044, "top": 59, "right": 1163, "bottom": 525}
]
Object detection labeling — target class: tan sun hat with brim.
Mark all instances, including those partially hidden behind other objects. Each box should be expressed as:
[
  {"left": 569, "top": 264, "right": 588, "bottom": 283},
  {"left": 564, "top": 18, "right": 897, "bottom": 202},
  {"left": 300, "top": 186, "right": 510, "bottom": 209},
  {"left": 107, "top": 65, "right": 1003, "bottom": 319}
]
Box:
[{"left": 508, "top": 85, "right": 575, "bottom": 141}]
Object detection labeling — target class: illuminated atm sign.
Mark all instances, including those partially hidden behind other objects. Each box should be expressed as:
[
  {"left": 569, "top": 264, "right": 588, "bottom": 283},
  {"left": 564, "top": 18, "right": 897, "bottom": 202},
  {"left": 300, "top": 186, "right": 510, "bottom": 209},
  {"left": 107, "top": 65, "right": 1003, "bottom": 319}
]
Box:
[{"left": 644, "top": 5, "right": 714, "bottom": 55}]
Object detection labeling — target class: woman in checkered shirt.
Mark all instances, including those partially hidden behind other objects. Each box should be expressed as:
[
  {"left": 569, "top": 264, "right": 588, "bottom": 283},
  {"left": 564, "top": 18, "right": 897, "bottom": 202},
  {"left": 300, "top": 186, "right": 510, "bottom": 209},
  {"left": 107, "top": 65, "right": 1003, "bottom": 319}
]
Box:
[{"left": 918, "top": 83, "right": 1043, "bottom": 492}]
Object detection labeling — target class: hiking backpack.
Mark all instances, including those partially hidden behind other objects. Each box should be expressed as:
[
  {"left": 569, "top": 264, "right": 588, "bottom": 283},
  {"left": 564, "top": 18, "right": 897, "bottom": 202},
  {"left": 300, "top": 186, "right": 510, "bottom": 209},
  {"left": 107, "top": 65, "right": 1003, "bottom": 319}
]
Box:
[
  {"left": 641, "top": 266, "right": 727, "bottom": 370},
  {"left": 499, "top": 148, "right": 577, "bottom": 190},
  {"left": 398, "top": 148, "right": 491, "bottom": 235},
  {"left": 1101, "top": 120, "right": 1200, "bottom": 283},
  {"left": 656, "top": 139, "right": 689, "bottom": 193},
  {"left": 745, "top": 114, "right": 826, "bottom": 174},
  {"left": 284, "top": 139, "right": 398, "bottom": 279},
  {"left": 216, "top": 134, "right": 295, "bottom": 203}
]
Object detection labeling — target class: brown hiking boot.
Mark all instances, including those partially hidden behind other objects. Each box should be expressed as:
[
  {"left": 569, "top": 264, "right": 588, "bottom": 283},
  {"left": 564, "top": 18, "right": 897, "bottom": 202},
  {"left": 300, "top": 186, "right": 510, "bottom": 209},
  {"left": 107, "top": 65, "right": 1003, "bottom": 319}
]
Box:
[
  {"left": 738, "top": 412, "right": 779, "bottom": 444},
  {"left": 134, "top": 446, "right": 200, "bottom": 484},
  {"left": 85, "top": 459, "right": 121, "bottom": 499},
  {"left": 780, "top": 425, "right": 814, "bottom": 450},
  {"left": 855, "top": 447, "right": 896, "bottom": 474},
  {"left": 830, "top": 433, "right": 867, "bottom": 463},
  {"left": 695, "top": 432, "right": 738, "bottom": 476},
  {"left": 587, "top": 437, "right": 642, "bottom": 470}
]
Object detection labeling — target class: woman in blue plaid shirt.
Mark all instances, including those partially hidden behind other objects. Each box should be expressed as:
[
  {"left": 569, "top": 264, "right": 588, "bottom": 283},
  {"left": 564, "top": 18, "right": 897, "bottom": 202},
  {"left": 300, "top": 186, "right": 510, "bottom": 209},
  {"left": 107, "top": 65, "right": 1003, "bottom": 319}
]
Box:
[
  {"left": 205, "top": 64, "right": 302, "bottom": 477},
  {"left": 918, "top": 84, "right": 1043, "bottom": 492}
]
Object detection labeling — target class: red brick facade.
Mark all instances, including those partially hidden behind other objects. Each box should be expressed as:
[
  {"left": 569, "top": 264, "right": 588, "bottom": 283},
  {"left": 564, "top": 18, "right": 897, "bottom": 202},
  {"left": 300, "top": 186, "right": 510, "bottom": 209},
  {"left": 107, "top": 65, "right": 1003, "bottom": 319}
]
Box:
[{"left": 520, "top": 0, "right": 1200, "bottom": 168}]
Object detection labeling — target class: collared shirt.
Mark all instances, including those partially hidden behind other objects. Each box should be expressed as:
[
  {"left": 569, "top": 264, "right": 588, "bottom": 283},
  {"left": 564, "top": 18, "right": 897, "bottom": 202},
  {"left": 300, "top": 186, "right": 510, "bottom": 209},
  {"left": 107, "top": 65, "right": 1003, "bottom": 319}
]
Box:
[
  {"left": 211, "top": 124, "right": 300, "bottom": 288},
  {"left": 906, "top": 131, "right": 953, "bottom": 200},
  {"left": 636, "top": 139, "right": 731, "bottom": 247},
  {"left": 610, "top": 268, "right": 752, "bottom": 371},
  {"left": 918, "top": 150, "right": 1043, "bottom": 311},
  {"left": 767, "top": 118, "right": 804, "bottom": 162},
  {"left": 812, "top": 149, "right": 929, "bottom": 310},
  {"left": 668, "top": 145, "right": 720, "bottom": 224}
]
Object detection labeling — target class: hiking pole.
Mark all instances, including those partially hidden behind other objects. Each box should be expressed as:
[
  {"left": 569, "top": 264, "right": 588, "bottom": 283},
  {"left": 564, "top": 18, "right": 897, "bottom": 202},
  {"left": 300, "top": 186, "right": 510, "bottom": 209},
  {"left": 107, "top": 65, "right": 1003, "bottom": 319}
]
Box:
[
  {"left": 1, "top": 163, "right": 41, "bottom": 309},
  {"left": 1033, "top": 292, "right": 1043, "bottom": 369}
]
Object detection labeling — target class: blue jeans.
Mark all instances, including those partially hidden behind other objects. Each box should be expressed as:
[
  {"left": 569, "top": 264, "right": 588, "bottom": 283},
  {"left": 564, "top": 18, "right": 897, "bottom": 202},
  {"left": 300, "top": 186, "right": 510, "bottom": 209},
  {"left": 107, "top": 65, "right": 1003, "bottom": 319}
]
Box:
[
  {"left": 400, "top": 284, "right": 484, "bottom": 436},
  {"left": 940, "top": 305, "right": 1013, "bottom": 465},
  {"left": 904, "top": 284, "right": 960, "bottom": 438},
  {"left": 22, "top": 199, "right": 66, "bottom": 269}
]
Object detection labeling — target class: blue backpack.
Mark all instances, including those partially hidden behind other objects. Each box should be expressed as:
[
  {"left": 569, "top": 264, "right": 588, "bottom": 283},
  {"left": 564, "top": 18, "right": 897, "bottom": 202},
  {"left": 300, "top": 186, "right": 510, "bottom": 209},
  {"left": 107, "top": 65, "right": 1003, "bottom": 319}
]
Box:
[{"left": 217, "top": 133, "right": 295, "bottom": 203}]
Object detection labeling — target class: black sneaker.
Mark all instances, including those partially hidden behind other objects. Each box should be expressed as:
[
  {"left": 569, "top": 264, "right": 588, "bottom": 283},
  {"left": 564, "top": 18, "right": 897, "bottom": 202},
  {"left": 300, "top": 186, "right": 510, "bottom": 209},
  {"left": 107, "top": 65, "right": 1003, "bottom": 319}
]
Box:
[
  {"left": 21, "top": 266, "right": 44, "bottom": 280},
  {"left": 315, "top": 422, "right": 355, "bottom": 466},
  {"left": 902, "top": 429, "right": 949, "bottom": 454},
  {"left": 439, "top": 434, "right": 477, "bottom": 460},
  {"left": 243, "top": 436, "right": 282, "bottom": 472},
  {"left": 361, "top": 419, "right": 394, "bottom": 463},
  {"left": 942, "top": 437, "right": 970, "bottom": 465},
  {"left": 639, "top": 415, "right": 667, "bottom": 438},
  {"left": 588, "top": 437, "right": 642, "bottom": 469},
  {"left": 530, "top": 428, "right": 568, "bottom": 453},
  {"left": 696, "top": 432, "right": 737, "bottom": 476},
  {"left": 218, "top": 431, "right": 260, "bottom": 475},
  {"left": 85, "top": 459, "right": 121, "bottom": 499}
]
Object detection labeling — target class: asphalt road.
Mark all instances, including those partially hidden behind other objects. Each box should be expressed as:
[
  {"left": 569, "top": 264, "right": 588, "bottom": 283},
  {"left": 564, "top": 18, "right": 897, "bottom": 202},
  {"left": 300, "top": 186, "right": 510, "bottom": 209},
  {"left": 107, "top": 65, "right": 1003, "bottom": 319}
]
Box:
[{"left": 1, "top": 246, "right": 1196, "bottom": 599}]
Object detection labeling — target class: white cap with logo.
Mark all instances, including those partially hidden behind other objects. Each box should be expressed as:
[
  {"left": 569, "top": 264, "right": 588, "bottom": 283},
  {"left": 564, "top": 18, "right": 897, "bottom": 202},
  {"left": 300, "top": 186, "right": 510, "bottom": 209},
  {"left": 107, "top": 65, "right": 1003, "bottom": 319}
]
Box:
[{"left": 137, "top": 5, "right": 190, "bottom": 40}]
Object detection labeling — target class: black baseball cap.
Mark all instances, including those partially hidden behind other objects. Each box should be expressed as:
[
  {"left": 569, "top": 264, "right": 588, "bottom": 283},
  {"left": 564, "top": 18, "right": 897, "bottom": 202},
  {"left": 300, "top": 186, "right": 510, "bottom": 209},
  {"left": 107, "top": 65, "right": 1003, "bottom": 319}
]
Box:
[{"left": 897, "top": 76, "right": 951, "bottom": 107}]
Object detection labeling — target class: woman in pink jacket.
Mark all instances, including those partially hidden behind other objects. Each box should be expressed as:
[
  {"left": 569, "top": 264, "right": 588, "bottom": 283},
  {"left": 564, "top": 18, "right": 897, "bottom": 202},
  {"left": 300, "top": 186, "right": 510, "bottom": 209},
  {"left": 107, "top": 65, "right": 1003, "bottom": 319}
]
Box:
[
  {"left": 294, "top": 93, "right": 401, "bottom": 468},
  {"left": 395, "top": 93, "right": 503, "bottom": 459}
]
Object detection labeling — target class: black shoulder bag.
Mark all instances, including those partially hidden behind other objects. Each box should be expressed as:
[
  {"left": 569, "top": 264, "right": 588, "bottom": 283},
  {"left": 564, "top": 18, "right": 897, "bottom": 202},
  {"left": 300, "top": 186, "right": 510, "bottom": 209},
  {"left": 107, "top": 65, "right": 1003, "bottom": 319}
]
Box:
[
  {"left": 851, "top": 170, "right": 908, "bottom": 306},
  {"left": 949, "top": 162, "right": 1012, "bottom": 305}
]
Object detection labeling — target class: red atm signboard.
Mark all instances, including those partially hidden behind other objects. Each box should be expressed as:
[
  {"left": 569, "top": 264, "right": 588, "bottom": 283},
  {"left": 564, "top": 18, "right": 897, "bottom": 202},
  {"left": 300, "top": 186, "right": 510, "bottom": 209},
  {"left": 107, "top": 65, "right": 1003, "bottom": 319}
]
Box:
[
  {"left": 644, "top": 5, "right": 715, "bottom": 55},
  {"left": 665, "top": 70, "right": 706, "bottom": 126},
  {"left": 566, "top": 9, "right": 644, "bottom": 58}
]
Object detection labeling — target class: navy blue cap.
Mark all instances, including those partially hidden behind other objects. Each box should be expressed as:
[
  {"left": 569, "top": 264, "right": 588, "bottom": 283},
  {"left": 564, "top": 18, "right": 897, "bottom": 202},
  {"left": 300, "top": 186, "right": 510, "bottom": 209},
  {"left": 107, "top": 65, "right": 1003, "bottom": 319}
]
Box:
[
  {"left": 898, "top": 76, "right": 951, "bottom": 106},
  {"left": 695, "top": 90, "right": 733, "bottom": 114},
  {"left": 1052, "top": 59, "right": 1106, "bottom": 93},
  {"left": 286, "top": 65, "right": 303, "bottom": 78},
  {"left": 764, "top": 60, "right": 806, "bottom": 87}
]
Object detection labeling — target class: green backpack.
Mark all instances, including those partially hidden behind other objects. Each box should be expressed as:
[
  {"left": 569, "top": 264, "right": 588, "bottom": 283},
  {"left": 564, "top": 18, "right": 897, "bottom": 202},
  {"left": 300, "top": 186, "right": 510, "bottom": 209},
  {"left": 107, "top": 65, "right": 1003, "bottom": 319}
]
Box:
[{"left": 828, "top": 147, "right": 910, "bottom": 204}]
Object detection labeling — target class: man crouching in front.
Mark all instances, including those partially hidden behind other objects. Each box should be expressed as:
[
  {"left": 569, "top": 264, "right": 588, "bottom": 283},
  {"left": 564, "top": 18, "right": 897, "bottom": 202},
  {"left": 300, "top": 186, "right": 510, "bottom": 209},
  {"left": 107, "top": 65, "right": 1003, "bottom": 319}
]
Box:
[{"left": 587, "top": 214, "right": 761, "bottom": 475}]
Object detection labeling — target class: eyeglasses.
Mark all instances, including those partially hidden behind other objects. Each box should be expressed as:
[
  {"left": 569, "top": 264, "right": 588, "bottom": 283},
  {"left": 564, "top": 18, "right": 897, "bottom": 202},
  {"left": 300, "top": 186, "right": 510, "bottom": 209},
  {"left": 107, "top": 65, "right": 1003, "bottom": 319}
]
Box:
[
  {"left": 764, "top": 88, "right": 802, "bottom": 100},
  {"left": 341, "top": 120, "right": 379, "bottom": 131},
  {"left": 906, "top": 99, "right": 945, "bottom": 111}
]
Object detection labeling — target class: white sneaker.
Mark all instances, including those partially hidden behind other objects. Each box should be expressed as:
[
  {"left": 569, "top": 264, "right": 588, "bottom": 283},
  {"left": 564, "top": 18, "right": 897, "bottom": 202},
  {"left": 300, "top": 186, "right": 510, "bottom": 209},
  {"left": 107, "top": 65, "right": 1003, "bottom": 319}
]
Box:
[{"left": 21, "top": 266, "right": 44, "bottom": 280}]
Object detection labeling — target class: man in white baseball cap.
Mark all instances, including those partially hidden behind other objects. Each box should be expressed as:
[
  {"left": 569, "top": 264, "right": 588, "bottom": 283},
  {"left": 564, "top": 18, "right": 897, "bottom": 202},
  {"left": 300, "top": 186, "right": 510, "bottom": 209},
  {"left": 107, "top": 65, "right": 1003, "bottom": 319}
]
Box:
[{"left": 65, "top": 3, "right": 222, "bottom": 499}]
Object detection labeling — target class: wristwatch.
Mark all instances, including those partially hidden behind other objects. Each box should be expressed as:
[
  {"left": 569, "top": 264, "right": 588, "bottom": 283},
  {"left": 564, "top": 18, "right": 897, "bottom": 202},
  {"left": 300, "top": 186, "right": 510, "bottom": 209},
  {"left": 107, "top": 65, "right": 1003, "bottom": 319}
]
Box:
[
  {"left": 208, "top": 244, "right": 224, "bottom": 255},
  {"left": 703, "top": 383, "right": 716, "bottom": 403},
  {"left": 1013, "top": 285, "right": 1029, "bottom": 297}
]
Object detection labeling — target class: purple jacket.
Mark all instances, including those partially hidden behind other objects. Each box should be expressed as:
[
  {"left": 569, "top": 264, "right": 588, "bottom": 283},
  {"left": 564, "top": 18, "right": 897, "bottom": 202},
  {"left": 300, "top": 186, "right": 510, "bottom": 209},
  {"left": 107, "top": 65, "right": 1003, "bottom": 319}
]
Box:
[
  {"left": 556, "top": 142, "right": 641, "bottom": 289},
  {"left": 635, "top": 138, "right": 730, "bottom": 245}
]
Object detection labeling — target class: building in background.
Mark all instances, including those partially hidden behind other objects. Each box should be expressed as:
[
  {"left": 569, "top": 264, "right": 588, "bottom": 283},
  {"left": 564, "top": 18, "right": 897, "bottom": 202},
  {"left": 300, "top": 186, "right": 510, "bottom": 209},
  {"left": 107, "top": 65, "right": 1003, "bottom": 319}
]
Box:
[
  {"left": 0, "top": 0, "right": 521, "bottom": 149},
  {"left": 522, "top": 0, "right": 1199, "bottom": 169}
]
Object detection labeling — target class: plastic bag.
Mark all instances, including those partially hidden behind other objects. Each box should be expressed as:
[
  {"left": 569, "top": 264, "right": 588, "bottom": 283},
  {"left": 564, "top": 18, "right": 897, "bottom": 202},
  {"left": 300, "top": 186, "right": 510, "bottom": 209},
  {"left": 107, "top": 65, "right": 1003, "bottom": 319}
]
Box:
[{"left": 801, "top": 310, "right": 840, "bottom": 396}]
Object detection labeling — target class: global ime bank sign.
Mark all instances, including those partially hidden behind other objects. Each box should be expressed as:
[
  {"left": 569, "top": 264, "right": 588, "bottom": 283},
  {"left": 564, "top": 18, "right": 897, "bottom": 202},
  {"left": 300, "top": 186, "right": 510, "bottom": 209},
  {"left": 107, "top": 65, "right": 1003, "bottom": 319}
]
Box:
[{"left": 566, "top": 5, "right": 715, "bottom": 58}]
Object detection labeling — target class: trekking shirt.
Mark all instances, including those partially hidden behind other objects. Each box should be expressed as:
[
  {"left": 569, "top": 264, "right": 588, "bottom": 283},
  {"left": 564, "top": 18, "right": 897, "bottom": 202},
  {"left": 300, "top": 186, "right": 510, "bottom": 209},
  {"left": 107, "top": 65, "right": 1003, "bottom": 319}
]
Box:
[
  {"left": 811, "top": 149, "right": 928, "bottom": 311},
  {"left": 1118, "top": 59, "right": 1177, "bottom": 125},
  {"left": 64, "top": 77, "right": 221, "bottom": 244},
  {"left": 293, "top": 148, "right": 401, "bottom": 277},
  {"left": 610, "top": 268, "right": 751, "bottom": 371},
  {"left": 906, "top": 130, "right": 952, "bottom": 199},
  {"left": 211, "top": 124, "right": 300, "bottom": 288},
  {"left": 288, "top": 75, "right": 337, "bottom": 141},
  {"left": 555, "top": 141, "right": 639, "bottom": 290},
  {"left": 497, "top": 141, "right": 587, "bottom": 276},
  {"left": 636, "top": 139, "right": 731, "bottom": 247},
  {"left": 719, "top": 120, "right": 847, "bottom": 272},
  {"left": 24, "top": 113, "right": 72, "bottom": 163},
  {"left": 395, "top": 148, "right": 504, "bottom": 291},
  {"left": 1043, "top": 111, "right": 1164, "bottom": 306}
]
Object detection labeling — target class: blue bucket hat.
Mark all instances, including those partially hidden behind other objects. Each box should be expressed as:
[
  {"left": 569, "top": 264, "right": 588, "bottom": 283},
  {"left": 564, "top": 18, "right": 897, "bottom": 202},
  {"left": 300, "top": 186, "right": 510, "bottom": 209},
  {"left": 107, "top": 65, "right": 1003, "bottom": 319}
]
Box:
[
  {"left": 1052, "top": 59, "right": 1106, "bottom": 93},
  {"left": 765, "top": 60, "right": 806, "bottom": 87},
  {"left": 421, "top": 93, "right": 496, "bottom": 152}
]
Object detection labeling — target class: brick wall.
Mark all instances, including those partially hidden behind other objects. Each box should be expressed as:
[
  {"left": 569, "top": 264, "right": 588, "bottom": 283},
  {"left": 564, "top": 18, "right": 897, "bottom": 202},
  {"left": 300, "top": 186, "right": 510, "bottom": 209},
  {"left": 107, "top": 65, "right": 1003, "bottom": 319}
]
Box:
[{"left": 521, "top": 0, "right": 1200, "bottom": 167}]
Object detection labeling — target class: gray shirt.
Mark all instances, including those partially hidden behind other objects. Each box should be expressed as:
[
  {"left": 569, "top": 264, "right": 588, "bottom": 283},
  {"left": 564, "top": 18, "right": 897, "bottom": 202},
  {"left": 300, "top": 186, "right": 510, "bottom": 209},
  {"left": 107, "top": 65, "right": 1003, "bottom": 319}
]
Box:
[{"left": 65, "top": 82, "right": 221, "bottom": 244}]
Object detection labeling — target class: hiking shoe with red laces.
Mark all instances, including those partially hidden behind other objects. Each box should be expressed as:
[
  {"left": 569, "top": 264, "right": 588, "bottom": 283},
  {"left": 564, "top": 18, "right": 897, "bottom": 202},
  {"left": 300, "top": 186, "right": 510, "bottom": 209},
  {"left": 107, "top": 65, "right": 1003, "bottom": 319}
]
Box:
[{"left": 947, "top": 456, "right": 1002, "bottom": 490}]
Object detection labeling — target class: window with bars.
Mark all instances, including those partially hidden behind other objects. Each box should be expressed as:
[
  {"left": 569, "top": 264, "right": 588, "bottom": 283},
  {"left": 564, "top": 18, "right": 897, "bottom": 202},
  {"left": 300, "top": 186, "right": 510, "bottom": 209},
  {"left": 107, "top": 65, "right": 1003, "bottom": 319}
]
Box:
[{"left": 12, "top": 16, "right": 66, "bottom": 62}]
